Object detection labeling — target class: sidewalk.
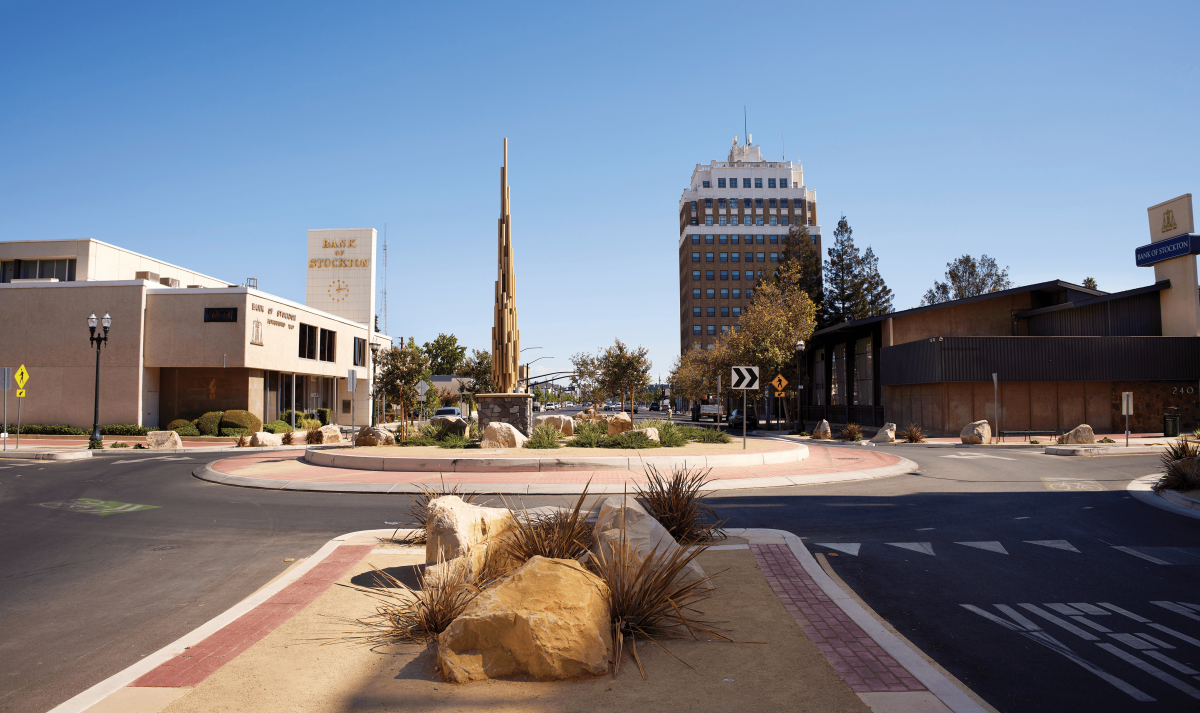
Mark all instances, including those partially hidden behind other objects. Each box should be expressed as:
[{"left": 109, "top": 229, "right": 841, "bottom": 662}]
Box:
[{"left": 54, "top": 529, "right": 987, "bottom": 713}]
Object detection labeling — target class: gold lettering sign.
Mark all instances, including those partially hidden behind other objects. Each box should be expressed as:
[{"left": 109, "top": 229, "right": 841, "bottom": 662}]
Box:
[
  {"left": 321, "top": 239, "right": 357, "bottom": 249},
  {"left": 1163, "top": 209, "right": 1178, "bottom": 233},
  {"left": 308, "top": 258, "right": 370, "bottom": 269}
]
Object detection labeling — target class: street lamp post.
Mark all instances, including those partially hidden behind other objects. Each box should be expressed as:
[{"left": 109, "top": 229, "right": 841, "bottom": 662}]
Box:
[
  {"left": 87, "top": 313, "right": 111, "bottom": 444},
  {"left": 795, "top": 339, "right": 805, "bottom": 432},
  {"left": 369, "top": 341, "right": 380, "bottom": 427}
]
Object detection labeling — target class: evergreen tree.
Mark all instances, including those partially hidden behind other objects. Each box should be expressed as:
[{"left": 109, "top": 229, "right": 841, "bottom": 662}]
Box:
[
  {"left": 920, "top": 254, "right": 1013, "bottom": 306},
  {"left": 1082, "top": 277, "right": 1098, "bottom": 290},
  {"left": 859, "top": 246, "right": 894, "bottom": 317},
  {"left": 774, "top": 225, "right": 823, "bottom": 310},
  {"left": 422, "top": 333, "right": 467, "bottom": 375},
  {"left": 823, "top": 216, "right": 866, "bottom": 326}
]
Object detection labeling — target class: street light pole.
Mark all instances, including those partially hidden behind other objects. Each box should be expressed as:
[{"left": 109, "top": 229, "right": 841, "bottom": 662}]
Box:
[
  {"left": 87, "top": 313, "right": 111, "bottom": 444},
  {"left": 795, "top": 339, "right": 805, "bottom": 433},
  {"left": 369, "top": 341, "right": 380, "bottom": 427}
]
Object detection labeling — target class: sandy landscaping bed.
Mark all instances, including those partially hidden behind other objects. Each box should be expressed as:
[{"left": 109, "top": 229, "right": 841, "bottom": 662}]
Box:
[{"left": 346, "top": 439, "right": 790, "bottom": 458}]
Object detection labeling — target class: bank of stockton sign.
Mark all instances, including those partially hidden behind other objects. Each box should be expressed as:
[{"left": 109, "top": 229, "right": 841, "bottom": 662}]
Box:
[
  {"left": 308, "top": 238, "right": 370, "bottom": 269},
  {"left": 1135, "top": 233, "right": 1200, "bottom": 267}
]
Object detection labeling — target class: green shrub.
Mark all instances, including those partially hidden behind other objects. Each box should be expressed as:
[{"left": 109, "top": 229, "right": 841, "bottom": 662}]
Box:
[
  {"left": 438, "top": 433, "right": 472, "bottom": 449},
  {"left": 398, "top": 435, "right": 438, "bottom": 447},
  {"left": 468, "top": 419, "right": 481, "bottom": 440},
  {"left": 220, "top": 427, "right": 249, "bottom": 437},
  {"left": 165, "top": 419, "right": 193, "bottom": 431},
  {"left": 657, "top": 423, "right": 690, "bottom": 448},
  {"left": 691, "top": 428, "right": 732, "bottom": 444},
  {"left": 570, "top": 420, "right": 607, "bottom": 448},
  {"left": 110, "top": 441, "right": 130, "bottom": 448},
  {"left": 316, "top": 408, "right": 331, "bottom": 425},
  {"left": 601, "top": 431, "right": 661, "bottom": 449},
  {"left": 172, "top": 422, "right": 200, "bottom": 436},
  {"left": 88, "top": 438, "right": 104, "bottom": 449},
  {"left": 524, "top": 423, "right": 563, "bottom": 449},
  {"left": 1098, "top": 437, "right": 1116, "bottom": 444},
  {"left": 220, "top": 410, "right": 262, "bottom": 436},
  {"left": 1, "top": 424, "right": 88, "bottom": 435},
  {"left": 263, "top": 420, "right": 293, "bottom": 434},
  {"left": 197, "top": 411, "right": 223, "bottom": 436},
  {"left": 840, "top": 423, "right": 864, "bottom": 442},
  {"left": 298, "top": 418, "right": 321, "bottom": 430},
  {"left": 102, "top": 424, "right": 153, "bottom": 436}
]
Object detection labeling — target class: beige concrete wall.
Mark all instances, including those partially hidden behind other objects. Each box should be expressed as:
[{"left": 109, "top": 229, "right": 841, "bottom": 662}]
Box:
[
  {"left": 0, "top": 239, "right": 228, "bottom": 288},
  {"left": 0, "top": 282, "right": 147, "bottom": 428}
]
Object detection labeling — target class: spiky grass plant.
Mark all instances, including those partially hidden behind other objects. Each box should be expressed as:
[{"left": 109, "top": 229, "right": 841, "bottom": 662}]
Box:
[
  {"left": 897, "top": 423, "right": 925, "bottom": 443},
  {"left": 501, "top": 486, "right": 596, "bottom": 563},
  {"left": 235, "top": 435, "right": 249, "bottom": 448},
  {"left": 635, "top": 464, "right": 725, "bottom": 544},
  {"left": 380, "top": 479, "right": 488, "bottom": 545},
  {"left": 657, "top": 423, "right": 690, "bottom": 448},
  {"left": 690, "top": 427, "right": 732, "bottom": 444},
  {"left": 281, "top": 430, "right": 295, "bottom": 446},
  {"left": 306, "top": 426, "right": 324, "bottom": 445},
  {"left": 524, "top": 423, "right": 564, "bottom": 449},
  {"left": 589, "top": 500, "right": 735, "bottom": 680},
  {"left": 437, "top": 433, "right": 472, "bottom": 449},
  {"left": 571, "top": 420, "right": 607, "bottom": 448},
  {"left": 840, "top": 422, "right": 864, "bottom": 442},
  {"left": 1154, "top": 439, "right": 1200, "bottom": 493}
]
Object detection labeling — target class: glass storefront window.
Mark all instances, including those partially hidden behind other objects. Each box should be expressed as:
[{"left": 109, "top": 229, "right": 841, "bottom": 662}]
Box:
[
  {"left": 854, "top": 337, "right": 873, "bottom": 406},
  {"left": 811, "top": 349, "right": 825, "bottom": 406},
  {"left": 830, "top": 344, "right": 845, "bottom": 406}
]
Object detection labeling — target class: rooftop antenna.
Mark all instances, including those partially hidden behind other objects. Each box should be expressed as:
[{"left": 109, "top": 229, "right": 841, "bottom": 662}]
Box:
[
  {"left": 744, "top": 107, "right": 748, "bottom": 146},
  {"left": 382, "top": 223, "right": 388, "bottom": 336},
  {"left": 782, "top": 132, "right": 786, "bottom": 162}
]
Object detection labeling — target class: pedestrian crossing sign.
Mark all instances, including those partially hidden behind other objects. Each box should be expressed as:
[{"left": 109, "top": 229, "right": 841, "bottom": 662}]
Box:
[
  {"left": 16, "top": 389, "right": 25, "bottom": 398},
  {"left": 771, "top": 374, "right": 788, "bottom": 391},
  {"left": 14, "top": 364, "right": 28, "bottom": 389}
]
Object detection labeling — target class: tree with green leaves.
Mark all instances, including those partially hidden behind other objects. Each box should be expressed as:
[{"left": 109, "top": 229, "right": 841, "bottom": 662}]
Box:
[
  {"left": 1082, "top": 277, "right": 1098, "bottom": 290},
  {"left": 859, "top": 246, "right": 893, "bottom": 317},
  {"left": 823, "top": 216, "right": 866, "bottom": 327},
  {"left": 422, "top": 333, "right": 467, "bottom": 375},
  {"left": 600, "top": 339, "right": 652, "bottom": 413},
  {"left": 374, "top": 338, "right": 431, "bottom": 439},
  {"left": 920, "top": 254, "right": 1013, "bottom": 306},
  {"left": 570, "top": 351, "right": 606, "bottom": 409},
  {"left": 772, "top": 225, "right": 823, "bottom": 310}
]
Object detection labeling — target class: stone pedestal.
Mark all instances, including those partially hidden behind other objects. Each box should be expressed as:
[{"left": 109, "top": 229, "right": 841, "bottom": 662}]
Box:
[{"left": 477, "top": 393, "right": 534, "bottom": 437}]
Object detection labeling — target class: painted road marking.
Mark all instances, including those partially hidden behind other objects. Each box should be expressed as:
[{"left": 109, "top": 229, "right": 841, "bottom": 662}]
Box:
[
  {"left": 1026, "top": 540, "right": 1080, "bottom": 553},
  {"left": 938, "top": 454, "right": 1016, "bottom": 460},
  {"left": 1144, "top": 650, "right": 1197, "bottom": 674},
  {"left": 1109, "top": 633, "right": 1156, "bottom": 649},
  {"left": 815, "top": 542, "right": 860, "bottom": 556},
  {"left": 1153, "top": 602, "right": 1200, "bottom": 621},
  {"left": 1046, "top": 603, "right": 1086, "bottom": 616},
  {"left": 886, "top": 542, "right": 935, "bottom": 556},
  {"left": 1115, "top": 547, "right": 1173, "bottom": 565},
  {"left": 1135, "top": 633, "right": 1176, "bottom": 650},
  {"left": 1014, "top": 516, "right": 1030, "bottom": 519},
  {"left": 915, "top": 527, "right": 936, "bottom": 531},
  {"left": 1102, "top": 603, "right": 1151, "bottom": 622},
  {"left": 1072, "top": 616, "right": 1112, "bottom": 633},
  {"left": 955, "top": 541, "right": 1008, "bottom": 554},
  {"left": 1070, "top": 603, "right": 1111, "bottom": 616},
  {"left": 1097, "top": 643, "right": 1200, "bottom": 699},
  {"left": 995, "top": 604, "right": 1044, "bottom": 631},
  {"left": 1016, "top": 603, "right": 1097, "bottom": 640},
  {"left": 1149, "top": 623, "right": 1200, "bottom": 647},
  {"left": 962, "top": 604, "right": 1154, "bottom": 701},
  {"left": 111, "top": 456, "right": 193, "bottom": 465},
  {"left": 1041, "top": 477, "right": 1105, "bottom": 491},
  {"left": 33, "top": 498, "right": 160, "bottom": 516}
]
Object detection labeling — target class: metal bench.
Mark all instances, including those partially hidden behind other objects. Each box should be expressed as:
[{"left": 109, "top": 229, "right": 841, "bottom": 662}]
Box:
[{"left": 999, "top": 429, "right": 1058, "bottom": 442}]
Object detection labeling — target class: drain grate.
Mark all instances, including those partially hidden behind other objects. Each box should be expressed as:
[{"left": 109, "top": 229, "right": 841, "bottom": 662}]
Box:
[
  {"left": 152, "top": 546, "right": 180, "bottom": 551},
  {"left": 85, "top": 479, "right": 115, "bottom": 483}
]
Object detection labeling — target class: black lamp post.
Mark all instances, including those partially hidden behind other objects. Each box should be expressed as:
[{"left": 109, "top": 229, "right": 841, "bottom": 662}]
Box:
[
  {"left": 87, "top": 312, "right": 111, "bottom": 443},
  {"left": 369, "top": 341, "right": 380, "bottom": 427}
]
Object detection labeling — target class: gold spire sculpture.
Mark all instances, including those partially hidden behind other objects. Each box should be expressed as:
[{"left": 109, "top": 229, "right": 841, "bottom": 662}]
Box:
[{"left": 491, "top": 138, "right": 521, "bottom": 392}]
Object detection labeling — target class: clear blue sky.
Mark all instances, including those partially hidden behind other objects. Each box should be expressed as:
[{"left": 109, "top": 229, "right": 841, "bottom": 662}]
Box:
[{"left": 3, "top": 1, "right": 1198, "bottom": 379}]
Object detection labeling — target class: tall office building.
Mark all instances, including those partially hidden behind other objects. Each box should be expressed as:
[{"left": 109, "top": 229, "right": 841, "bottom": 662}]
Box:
[{"left": 678, "top": 137, "right": 822, "bottom": 353}]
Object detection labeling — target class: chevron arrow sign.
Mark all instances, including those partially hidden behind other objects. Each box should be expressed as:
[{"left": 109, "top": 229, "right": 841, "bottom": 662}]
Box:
[{"left": 731, "top": 366, "right": 759, "bottom": 390}]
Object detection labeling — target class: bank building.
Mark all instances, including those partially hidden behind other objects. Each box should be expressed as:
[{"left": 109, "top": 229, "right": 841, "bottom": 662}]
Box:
[{"left": 0, "top": 230, "right": 391, "bottom": 429}]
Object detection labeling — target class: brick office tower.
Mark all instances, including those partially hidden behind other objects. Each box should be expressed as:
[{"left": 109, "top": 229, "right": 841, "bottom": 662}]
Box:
[{"left": 678, "top": 136, "right": 822, "bottom": 354}]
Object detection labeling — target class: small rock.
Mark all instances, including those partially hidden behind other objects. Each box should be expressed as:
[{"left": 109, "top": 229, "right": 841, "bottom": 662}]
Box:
[
  {"left": 869, "top": 423, "right": 896, "bottom": 444},
  {"left": 535, "top": 414, "right": 575, "bottom": 436},
  {"left": 812, "top": 420, "right": 832, "bottom": 440},
  {"left": 960, "top": 420, "right": 992, "bottom": 445},
  {"left": 626, "top": 427, "right": 659, "bottom": 442},
  {"left": 250, "top": 431, "right": 282, "bottom": 447},
  {"left": 431, "top": 416, "right": 470, "bottom": 438},
  {"left": 355, "top": 426, "right": 395, "bottom": 446},
  {"left": 591, "top": 496, "right": 705, "bottom": 584},
  {"left": 607, "top": 412, "right": 633, "bottom": 437},
  {"left": 1058, "top": 424, "right": 1096, "bottom": 445},
  {"left": 481, "top": 421, "right": 527, "bottom": 449},
  {"left": 426, "top": 495, "right": 517, "bottom": 564},
  {"left": 145, "top": 431, "right": 183, "bottom": 449}
]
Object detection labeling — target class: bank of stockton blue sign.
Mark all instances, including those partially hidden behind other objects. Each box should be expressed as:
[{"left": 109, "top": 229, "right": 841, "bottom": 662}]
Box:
[{"left": 1135, "top": 233, "right": 1200, "bottom": 267}]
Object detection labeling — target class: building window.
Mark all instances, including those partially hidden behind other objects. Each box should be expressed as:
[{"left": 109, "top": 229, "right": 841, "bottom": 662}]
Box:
[
  {"left": 702, "top": 180, "right": 711, "bottom": 188},
  {"left": 692, "top": 252, "right": 700, "bottom": 262},
  {"left": 721, "top": 307, "right": 729, "bottom": 317},
  {"left": 705, "top": 235, "right": 714, "bottom": 244},
  {"left": 690, "top": 201, "right": 697, "bottom": 212},
  {"left": 706, "top": 289, "right": 715, "bottom": 298},
  {"left": 743, "top": 198, "right": 752, "bottom": 208},
  {"left": 731, "top": 235, "right": 740, "bottom": 244},
  {"left": 718, "top": 216, "right": 727, "bottom": 225},
  {"left": 742, "top": 178, "right": 751, "bottom": 188},
  {"left": 768, "top": 178, "right": 777, "bottom": 188},
  {"left": 204, "top": 308, "right": 238, "bottom": 323},
  {"left": 755, "top": 216, "right": 764, "bottom": 226},
  {"left": 757, "top": 235, "right": 765, "bottom": 244},
  {"left": 707, "top": 325, "right": 716, "bottom": 335},
  {"left": 831, "top": 343, "right": 846, "bottom": 406},
  {"left": 769, "top": 198, "right": 777, "bottom": 209},
  {"left": 719, "top": 252, "right": 728, "bottom": 262},
  {"left": 781, "top": 179, "right": 789, "bottom": 188},
  {"left": 728, "top": 216, "right": 738, "bottom": 226},
  {"left": 770, "top": 235, "right": 779, "bottom": 244},
  {"left": 757, "top": 253, "right": 765, "bottom": 262},
  {"left": 733, "top": 289, "right": 741, "bottom": 299},
  {"left": 721, "top": 325, "right": 730, "bottom": 334},
  {"left": 706, "top": 270, "right": 714, "bottom": 280},
  {"left": 718, "top": 178, "right": 727, "bottom": 188},
  {"left": 720, "top": 270, "right": 728, "bottom": 280},
  {"left": 693, "top": 325, "right": 702, "bottom": 335},
  {"left": 781, "top": 216, "right": 790, "bottom": 226},
  {"left": 719, "top": 234, "right": 728, "bottom": 244},
  {"left": 692, "top": 307, "right": 701, "bottom": 317},
  {"left": 746, "top": 288, "right": 754, "bottom": 300},
  {"left": 755, "top": 198, "right": 763, "bottom": 208},
  {"left": 298, "top": 323, "right": 318, "bottom": 359},
  {"left": 812, "top": 348, "right": 825, "bottom": 406},
  {"left": 718, "top": 198, "right": 726, "bottom": 208},
  {"left": 854, "top": 337, "right": 874, "bottom": 406},
  {"left": 691, "top": 235, "right": 699, "bottom": 244},
  {"left": 755, "top": 178, "right": 763, "bottom": 188},
  {"left": 705, "top": 216, "right": 713, "bottom": 225},
  {"left": 732, "top": 270, "right": 740, "bottom": 280},
  {"left": 720, "top": 288, "right": 729, "bottom": 298},
  {"left": 781, "top": 198, "right": 790, "bottom": 208},
  {"left": 690, "top": 218, "right": 698, "bottom": 225},
  {"left": 704, "top": 198, "right": 713, "bottom": 208},
  {"left": 692, "top": 270, "right": 700, "bottom": 281},
  {"left": 733, "top": 306, "right": 741, "bottom": 317},
  {"left": 706, "top": 307, "right": 715, "bottom": 317},
  {"left": 770, "top": 253, "right": 778, "bottom": 262},
  {"left": 731, "top": 252, "right": 740, "bottom": 262},
  {"left": 744, "top": 251, "right": 753, "bottom": 262},
  {"left": 768, "top": 216, "right": 777, "bottom": 226},
  {"left": 692, "top": 289, "right": 701, "bottom": 298},
  {"left": 318, "top": 328, "right": 336, "bottom": 362}
]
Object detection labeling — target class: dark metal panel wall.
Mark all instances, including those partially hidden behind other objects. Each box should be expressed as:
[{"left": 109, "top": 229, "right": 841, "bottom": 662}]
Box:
[
  {"left": 1027, "top": 292, "right": 1162, "bottom": 337},
  {"left": 882, "top": 337, "right": 1200, "bottom": 384}
]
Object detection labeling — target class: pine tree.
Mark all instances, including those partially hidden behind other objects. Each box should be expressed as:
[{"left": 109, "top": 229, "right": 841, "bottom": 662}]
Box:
[
  {"left": 920, "top": 255, "right": 1013, "bottom": 306},
  {"left": 859, "top": 246, "right": 894, "bottom": 317},
  {"left": 823, "top": 216, "right": 865, "bottom": 326},
  {"left": 774, "top": 225, "right": 823, "bottom": 310}
]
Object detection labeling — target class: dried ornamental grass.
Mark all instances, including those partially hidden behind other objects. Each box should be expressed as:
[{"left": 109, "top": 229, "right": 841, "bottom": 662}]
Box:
[
  {"left": 281, "top": 430, "right": 295, "bottom": 446},
  {"left": 635, "top": 465, "right": 725, "bottom": 544},
  {"left": 500, "top": 486, "right": 596, "bottom": 563},
  {"left": 1154, "top": 439, "right": 1200, "bottom": 493},
  {"left": 840, "top": 422, "right": 864, "bottom": 442},
  {"left": 306, "top": 426, "right": 325, "bottom": 445},
  {"left": 898, "top": 423, "right": 925, "bottom": 443}
]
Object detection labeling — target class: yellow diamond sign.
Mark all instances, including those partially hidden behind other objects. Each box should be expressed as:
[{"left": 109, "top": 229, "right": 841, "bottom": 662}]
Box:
[
  {"left": 14, "top": 364, "right": 29, "bottom": 389},
  {"left": 771, "top": 374, "right": 788, "bottom": 391}
]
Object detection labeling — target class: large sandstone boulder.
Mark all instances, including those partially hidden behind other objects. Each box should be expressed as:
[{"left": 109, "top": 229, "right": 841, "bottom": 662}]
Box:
[
  {"left": 145, "top": 431, "right": 183, "bottom": 449},
  {"left": 591, "top": 496, "right": 705, "bottom": 584},
  {"left": 314, "top": 424, "right": 342, "bottom": 444},
  {"left": 626, "top": 427, "right": 660, "bottom": 443},
  {"left": 960, "top": 420, "right": 992, "bottom": 445},
  {"left": 481, "top": 421, "right": 526, "bottom": 449},
  {"left": 437, "top": 556, "right": 612, "bottom": 682},
  {"left": 869, "top": 422, "right": 896, "bottom": 444},
  {"left": 1058, "top": 424, "right": 1096, "bottom": 445},
  {"left": 535, "top": 414, "right": 575, "bottom": 436},
  {"left": 355, "top": 426, "right": 395, "bottom": 446},
  {"left": 250, "top": 431, "right": 282, "bottom": 447},
  {"left": 432, "top": 415, "right": 470, "bottom": 438},
  {"left": 812, "top": 420, "right": 832, "bottom": 440},
  {"left": 607, "top": 412, "right": 633, "bottom": 437},
  {"left": 426, "top": 495, "right": 516, "bottom": 564}
]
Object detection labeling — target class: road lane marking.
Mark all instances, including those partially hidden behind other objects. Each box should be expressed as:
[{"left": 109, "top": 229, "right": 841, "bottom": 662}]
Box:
[
  {"left": 1113, "top": 547, "right": 1172, "bottom": 565},
  {"left": 995, "top": 604, "right": 1044, "bottom": 631},
  {"left": 1070, "top": 603, "right": 1111, "bottom": 616},
  {"left": 886, "top": 542, "right": 935, "bottom": 556},
  {"left": 1144, "top": 651, "right": 1197, "bottom": 674},
  {"left": 1109, "top": 633, "right": 1155, "bottom": 649},
  {"left": 1136, "top": 633, "right": 1176, "bottom": 650},
  {"left": 111, "top": 456, "right": 193, "bottom": 464},
  {"left": 955, "top": 541, "right": 1008, "bottom": 554},
  {"left": 1016, "top": 604, "right": 1096, "bottom": 640},
  {"left": 32, "top": 498, "right": 160, "bottom": 516},
  {"left": 1071, "top": 616, "right": 1112, "bottom": 633},
  {"left": 1101, "top": 603, "right": 1151, "bottom": 622},
  {"left": 1097, "top": 643, "right": 1200, "bottom": 699},
  {"left": 1153, "top": 602, "right": 1200, "bottom": 621},
  {"left": 1041, "top": 477, "right": 1105, "bottom": 491},
  {"left": 915, "top": 527, "right": 936, "bottom": 531},
  {"left": 1026, "top": 540, "right": 1080, "bottom": 552},
  {"left": 1046, "top": 603, "right": 1086, "bottom": 616},
  {"left": 1013, "top": 516, "right": 1030, "bottom": 519},
  {"left": 938, "top": 454, "right": 1016, "bottom": 460},
  {"left": 815, "top": 542, "right": 860, "bottom": 556},
  {"left": 1180, "top": 603, "right": 1200, "bottom": 613},
  {"left": 1148, "top": 623, "right": 1200, "bottom": 647}
]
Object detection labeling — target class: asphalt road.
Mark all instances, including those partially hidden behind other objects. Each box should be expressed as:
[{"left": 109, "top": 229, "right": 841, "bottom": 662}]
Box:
[{"left": 1, "top": 442, "right": 1192, "bottom": 713}]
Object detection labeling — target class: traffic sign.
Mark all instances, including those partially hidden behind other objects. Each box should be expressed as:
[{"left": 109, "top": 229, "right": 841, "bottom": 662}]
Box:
[
  {"left": 771, "top": 374, "right": 788, "bottom": 391},
  {"left": 417, "top": 381, "right": 430, "bottom": 395},
  {"left": 1121, "top": 392, "right": 1134, "bottom": 416},
  {"left": 15, "top": 390, "right": 25, "bottom": 398},
  {"left": 14, "top": 365, "right": 28, "bottom": 389},
  {"left": 775, "top": 391, "right": 785, "bottom": 397},
  {"left": 347, "top": 369, "right": 357, "bottom": 393},
  {"left": 0, "top": 367, "right": 10, "bottom": 391},
  {"left": 731, "top": 366, "right": 759, "bottom": 390}
]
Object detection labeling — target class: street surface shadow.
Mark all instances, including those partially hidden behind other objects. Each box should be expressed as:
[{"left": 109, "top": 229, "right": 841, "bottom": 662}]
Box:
[{"left": 350, "top": 564, "right": 427, "bottom": 591}]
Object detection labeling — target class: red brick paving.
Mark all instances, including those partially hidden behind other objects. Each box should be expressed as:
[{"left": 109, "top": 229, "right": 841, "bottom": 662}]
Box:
[
  {"left": 131, "top": 544, "right": 372, "bottom": 688},
  {"left": 750, "top": 543, "right": 924, "bottom": 693}
]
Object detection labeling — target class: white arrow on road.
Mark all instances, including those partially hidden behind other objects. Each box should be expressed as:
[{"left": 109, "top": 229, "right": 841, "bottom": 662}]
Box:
[
  {"left": 938, "top": 454, "right": 1016, "bottom": 461},
  {"left": 815, "top": 542, "right": 861, "bottom": 556},
  {"left": 956, "top": 541, "right": 1009, "bottom": 554},
  {"left": 887, "top": 542, "right": 936, "bottom": 556}
]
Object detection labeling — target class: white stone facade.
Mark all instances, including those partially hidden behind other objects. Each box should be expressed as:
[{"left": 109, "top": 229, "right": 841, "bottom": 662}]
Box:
[{"left": 306, "top": 228, "right": 377, "bottom": 327}]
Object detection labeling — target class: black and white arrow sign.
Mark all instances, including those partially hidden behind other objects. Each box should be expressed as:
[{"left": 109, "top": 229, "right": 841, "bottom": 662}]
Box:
[{"left": 731, "top": 366, "right": 759, "bottom": 390}]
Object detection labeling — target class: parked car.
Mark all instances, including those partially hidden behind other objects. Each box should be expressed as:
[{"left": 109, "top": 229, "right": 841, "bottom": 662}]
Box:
[
  {"left": 649, "top": 402, "right": 660, "bottom": 411},
  {"left": 728, "top": 408, "right": 759, "bottom": 430},
  {"left": 434, "top": 407, "right": 461, "bottom": 418}
]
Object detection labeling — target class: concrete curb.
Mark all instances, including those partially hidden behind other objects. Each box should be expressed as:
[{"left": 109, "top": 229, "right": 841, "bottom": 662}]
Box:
[
  {"left": 1046, "top": 444, "right": 1169, "bottom": 456},
  {"left": 301, "top": 442, "right": 809, "bottom": 472},
  {"left": 192, "top": 455, "right": 917, "bottom": 495},
  {"left": 0, "top": 450, "right": 92, "bottom": 460},
  {"left": 87, "top": 444, "right": 340, "bottom": 457},
  {"left": 1127, "top": 474, "right": 1200, "bottom": 520},
  {"left": 50, "top": 526, "right": 983, "bottom": 713}
]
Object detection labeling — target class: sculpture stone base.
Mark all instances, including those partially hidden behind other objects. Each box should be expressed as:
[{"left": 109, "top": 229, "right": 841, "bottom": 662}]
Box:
[{"left": 477, "top": 393, "right": 535, "bottom": 438}]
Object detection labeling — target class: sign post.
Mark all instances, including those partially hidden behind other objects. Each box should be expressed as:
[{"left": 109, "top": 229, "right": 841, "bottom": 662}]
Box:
[
  {"left": 13, "top": 365, "right": 28, "bottom": 451},
  {"left": 1121, "top": 391, "right": 1134, "bottom": 447},
  {"left": 732, "top": 366, "right": 760, "bottom": 449},
  {"left": 1, "top": 366, "right": 10, "bottom": 452},
  {"left": 771, "top": 374, "right": 789, "bottom": 432},
  {"left": 348, "top": 369, "right": 358, "bottom": 443}
]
